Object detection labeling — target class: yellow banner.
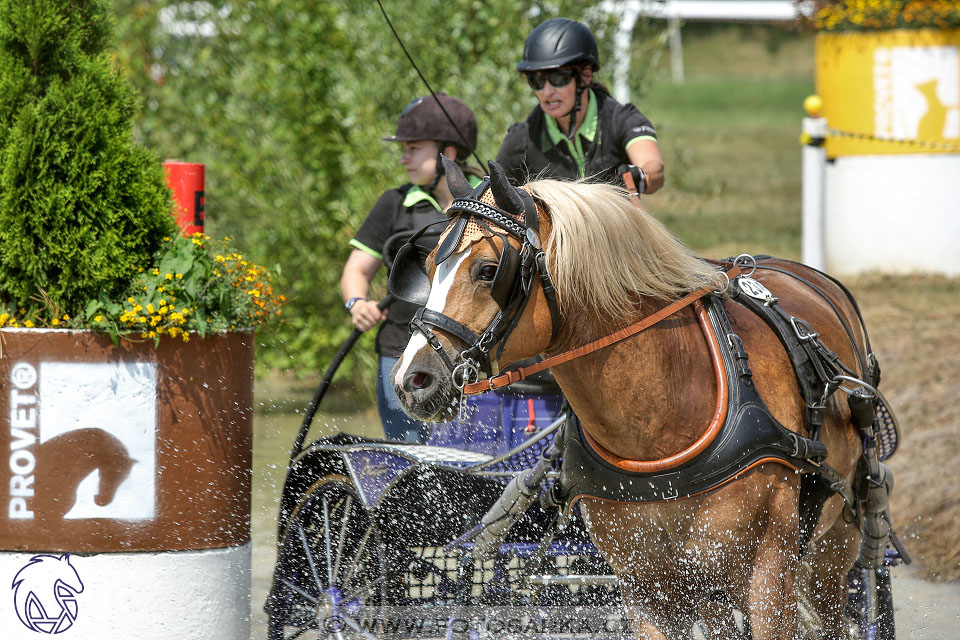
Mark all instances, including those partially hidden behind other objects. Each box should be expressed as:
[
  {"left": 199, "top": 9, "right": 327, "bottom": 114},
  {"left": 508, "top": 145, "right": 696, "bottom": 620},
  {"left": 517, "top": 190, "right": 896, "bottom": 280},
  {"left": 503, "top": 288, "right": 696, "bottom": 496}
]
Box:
[{"left": 816, "top": 29, "right": 960, "bottom": 157}]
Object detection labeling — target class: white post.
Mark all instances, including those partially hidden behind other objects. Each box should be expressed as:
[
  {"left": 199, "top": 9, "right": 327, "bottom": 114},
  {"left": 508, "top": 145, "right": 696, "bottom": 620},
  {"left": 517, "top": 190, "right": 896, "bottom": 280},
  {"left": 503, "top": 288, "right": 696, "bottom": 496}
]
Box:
[
  {"left": 612, "top": 0, "right": 643, "bottom": 104},
  {"left": 802, "top": 114, "right": 827, "bottom": 270},
  {"left": 668, "top": 16, "right": 684, "bottom": 84}
]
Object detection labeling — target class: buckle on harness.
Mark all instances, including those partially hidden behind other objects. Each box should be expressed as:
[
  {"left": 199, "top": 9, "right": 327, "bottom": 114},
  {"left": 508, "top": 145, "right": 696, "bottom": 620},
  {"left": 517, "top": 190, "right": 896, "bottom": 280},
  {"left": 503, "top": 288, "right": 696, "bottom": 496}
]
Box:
[{"left": 790, "top": 316, "right": 819, "bottom": 342}]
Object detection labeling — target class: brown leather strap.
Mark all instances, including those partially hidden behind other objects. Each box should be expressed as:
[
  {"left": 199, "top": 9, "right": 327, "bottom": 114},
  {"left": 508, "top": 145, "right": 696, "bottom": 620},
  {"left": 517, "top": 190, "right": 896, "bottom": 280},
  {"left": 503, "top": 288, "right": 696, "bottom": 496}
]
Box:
[{"left": 461, "top": 265, "right": 741, "bottom": 395}]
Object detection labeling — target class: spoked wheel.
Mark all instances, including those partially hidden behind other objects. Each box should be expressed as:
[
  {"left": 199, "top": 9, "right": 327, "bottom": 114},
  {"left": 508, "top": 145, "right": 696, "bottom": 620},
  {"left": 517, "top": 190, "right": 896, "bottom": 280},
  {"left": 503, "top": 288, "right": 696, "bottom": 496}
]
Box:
[
  {"left": 846, "top": 564, "right": 895, "bottom": 640},
  {"left": 268, "top": 476, "right": 385, "bottom": 640}
]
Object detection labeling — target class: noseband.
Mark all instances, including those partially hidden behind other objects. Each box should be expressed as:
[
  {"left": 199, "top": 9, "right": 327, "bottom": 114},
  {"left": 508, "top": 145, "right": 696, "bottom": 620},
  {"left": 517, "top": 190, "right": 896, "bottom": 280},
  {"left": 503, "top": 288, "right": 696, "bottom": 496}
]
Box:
[{"left": 388, "top": 178, "right": 561, "bottom": 389}]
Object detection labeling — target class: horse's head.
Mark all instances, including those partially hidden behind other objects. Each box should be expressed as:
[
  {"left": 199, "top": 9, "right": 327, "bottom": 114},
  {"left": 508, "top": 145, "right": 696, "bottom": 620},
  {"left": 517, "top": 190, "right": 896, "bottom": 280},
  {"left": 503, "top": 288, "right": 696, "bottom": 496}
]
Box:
[{"left": 389, "top": 158, "right": 559, "bottom": 421}]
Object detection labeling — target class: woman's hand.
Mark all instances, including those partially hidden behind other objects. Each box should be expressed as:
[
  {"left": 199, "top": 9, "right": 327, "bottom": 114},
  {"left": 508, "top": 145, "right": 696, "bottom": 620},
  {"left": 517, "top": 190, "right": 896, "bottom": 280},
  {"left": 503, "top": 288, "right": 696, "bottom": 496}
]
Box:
[{"left": 350, "top": 298, "right": 387, "bottom": 332}]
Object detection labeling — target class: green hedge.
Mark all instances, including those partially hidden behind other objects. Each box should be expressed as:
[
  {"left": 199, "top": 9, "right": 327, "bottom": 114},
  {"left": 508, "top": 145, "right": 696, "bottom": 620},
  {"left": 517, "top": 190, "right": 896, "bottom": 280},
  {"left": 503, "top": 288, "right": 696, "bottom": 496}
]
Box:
[{"left": 0, "top": 0, "right": 176, "bottom": 318}]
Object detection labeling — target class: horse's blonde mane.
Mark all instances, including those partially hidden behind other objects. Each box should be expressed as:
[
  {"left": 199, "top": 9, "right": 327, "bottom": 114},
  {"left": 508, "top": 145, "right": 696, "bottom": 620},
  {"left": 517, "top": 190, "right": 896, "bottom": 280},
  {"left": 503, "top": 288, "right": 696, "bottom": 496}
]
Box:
[{"left": 525, "top": 179, "right": 726, "bottom": 322}]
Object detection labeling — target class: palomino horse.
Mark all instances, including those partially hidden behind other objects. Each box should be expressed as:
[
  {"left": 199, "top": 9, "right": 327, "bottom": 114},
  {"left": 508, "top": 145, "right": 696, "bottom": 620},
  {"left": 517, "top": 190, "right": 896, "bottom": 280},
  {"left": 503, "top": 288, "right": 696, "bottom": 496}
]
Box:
[{"left": 391, "top": 159, "right": 877, "bottom": 639}]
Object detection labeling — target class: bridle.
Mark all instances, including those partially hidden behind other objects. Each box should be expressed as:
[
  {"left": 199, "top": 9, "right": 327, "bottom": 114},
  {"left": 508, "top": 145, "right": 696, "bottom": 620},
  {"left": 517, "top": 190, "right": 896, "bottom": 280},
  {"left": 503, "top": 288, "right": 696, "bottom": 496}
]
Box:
[{"left": 388, "top": 168, "right": 560, "bottom": 389}]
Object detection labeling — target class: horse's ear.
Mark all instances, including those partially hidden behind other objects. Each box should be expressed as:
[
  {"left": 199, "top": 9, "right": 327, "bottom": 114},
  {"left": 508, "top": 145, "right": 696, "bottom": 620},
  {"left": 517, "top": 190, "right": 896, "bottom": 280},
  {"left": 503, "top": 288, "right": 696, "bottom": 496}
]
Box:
[
  {"left": 487, "top": 160, "right": 524, "bottom": 216},
  {"left": 442, "top": 155, "right": 472, "bottom": 199}
]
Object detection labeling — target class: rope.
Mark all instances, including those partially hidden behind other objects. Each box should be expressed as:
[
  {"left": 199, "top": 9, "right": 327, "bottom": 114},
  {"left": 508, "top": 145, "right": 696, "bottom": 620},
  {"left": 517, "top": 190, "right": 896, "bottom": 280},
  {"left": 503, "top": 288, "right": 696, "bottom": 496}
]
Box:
[{"left": 802, "top": 127, "right": 960, "bottom": 152}]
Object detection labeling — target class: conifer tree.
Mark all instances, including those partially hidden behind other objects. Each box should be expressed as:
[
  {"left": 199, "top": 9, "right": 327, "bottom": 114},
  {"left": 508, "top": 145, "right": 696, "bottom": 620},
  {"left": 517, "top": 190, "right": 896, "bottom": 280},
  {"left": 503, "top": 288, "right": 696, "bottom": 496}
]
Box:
[{"left": 0, "top": 0, "right": 175, "bottom": 319}]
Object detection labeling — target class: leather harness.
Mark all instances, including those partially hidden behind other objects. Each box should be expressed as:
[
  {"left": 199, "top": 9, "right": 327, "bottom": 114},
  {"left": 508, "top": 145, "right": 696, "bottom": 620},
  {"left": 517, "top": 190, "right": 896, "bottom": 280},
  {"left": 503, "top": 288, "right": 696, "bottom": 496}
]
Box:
[{"left": 557, "top": 294, "right": 856, "bottom": 506}]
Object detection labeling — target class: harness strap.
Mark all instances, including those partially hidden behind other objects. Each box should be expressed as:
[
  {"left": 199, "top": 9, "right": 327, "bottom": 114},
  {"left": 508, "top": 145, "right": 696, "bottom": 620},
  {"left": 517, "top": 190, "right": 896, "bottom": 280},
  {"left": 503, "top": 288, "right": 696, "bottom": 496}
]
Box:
[
  {"left": 461, "top": 265, "right": 741, "bottom": 395},
  {"left": 410, "top": 308, "right": 480, "bottom": 372}
]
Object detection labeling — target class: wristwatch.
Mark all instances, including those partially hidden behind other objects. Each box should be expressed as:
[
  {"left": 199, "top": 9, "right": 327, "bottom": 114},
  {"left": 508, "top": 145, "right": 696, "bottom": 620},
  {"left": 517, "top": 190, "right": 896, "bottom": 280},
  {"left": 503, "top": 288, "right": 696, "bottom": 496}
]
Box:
[{"left": 345, "top": 297, "right": 365, "bottom": 312}]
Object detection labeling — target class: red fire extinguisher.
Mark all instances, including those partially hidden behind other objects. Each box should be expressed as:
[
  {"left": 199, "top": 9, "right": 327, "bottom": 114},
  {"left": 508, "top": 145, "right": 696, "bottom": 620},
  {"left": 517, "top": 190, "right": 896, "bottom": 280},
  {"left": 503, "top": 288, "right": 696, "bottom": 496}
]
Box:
[{"left": 162, "top": 161, "right": 205, "bottom": 236}]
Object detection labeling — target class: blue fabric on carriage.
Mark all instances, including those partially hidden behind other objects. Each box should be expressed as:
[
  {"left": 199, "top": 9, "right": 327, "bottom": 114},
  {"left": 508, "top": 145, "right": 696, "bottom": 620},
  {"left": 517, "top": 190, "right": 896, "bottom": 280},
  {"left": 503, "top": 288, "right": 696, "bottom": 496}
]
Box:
[{"left": 428, "top": 392, "right": 564, "bottom": 457}]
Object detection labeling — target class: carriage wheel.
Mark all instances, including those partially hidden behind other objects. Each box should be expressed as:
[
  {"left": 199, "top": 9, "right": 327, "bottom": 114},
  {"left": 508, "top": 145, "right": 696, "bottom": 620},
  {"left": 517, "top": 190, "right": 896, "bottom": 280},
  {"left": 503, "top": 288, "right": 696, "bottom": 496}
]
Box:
[
  {"left": 846, "top": 565, "right": 895, "bottom": 640},
  {"left": 268, "top": 476, "right": 385, "bottom": 640}
]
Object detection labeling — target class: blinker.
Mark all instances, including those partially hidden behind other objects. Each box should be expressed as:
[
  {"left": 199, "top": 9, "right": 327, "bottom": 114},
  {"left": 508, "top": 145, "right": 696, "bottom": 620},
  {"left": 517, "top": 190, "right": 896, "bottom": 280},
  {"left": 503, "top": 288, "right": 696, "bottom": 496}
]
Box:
[
  {"left": 435, "top": 216, "right": 467, "bottom": 265},
  {"left": 387, "top": 219, "right": 450, "bottom": 306},
  {"left": 388, "top": 242, "right": 432, "bottom": 306},
  {"left": 490, "top": 241, "right": 521, "bottom": 309}
]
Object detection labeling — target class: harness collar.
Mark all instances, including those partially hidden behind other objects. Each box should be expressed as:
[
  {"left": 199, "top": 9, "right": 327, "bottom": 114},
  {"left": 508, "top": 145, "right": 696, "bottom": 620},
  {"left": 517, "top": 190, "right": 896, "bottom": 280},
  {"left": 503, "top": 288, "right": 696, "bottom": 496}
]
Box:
[{"left": 558, "top": 294, "right": 836, "bottom": 505}]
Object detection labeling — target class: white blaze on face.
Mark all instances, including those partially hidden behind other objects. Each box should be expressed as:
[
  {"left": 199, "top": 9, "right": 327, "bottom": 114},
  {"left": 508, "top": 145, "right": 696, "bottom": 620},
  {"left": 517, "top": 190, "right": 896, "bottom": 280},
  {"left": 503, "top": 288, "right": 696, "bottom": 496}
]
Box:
[{"left": 394, "top": 247, "right": 472, "bottom": 387}]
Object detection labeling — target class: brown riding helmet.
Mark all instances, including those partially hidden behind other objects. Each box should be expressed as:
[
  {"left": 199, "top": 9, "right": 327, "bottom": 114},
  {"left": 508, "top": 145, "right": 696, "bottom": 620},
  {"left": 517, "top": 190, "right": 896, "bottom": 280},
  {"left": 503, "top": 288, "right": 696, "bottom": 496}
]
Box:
[{"left": 383, "top": 93, "right": 478, "bottom": 158}]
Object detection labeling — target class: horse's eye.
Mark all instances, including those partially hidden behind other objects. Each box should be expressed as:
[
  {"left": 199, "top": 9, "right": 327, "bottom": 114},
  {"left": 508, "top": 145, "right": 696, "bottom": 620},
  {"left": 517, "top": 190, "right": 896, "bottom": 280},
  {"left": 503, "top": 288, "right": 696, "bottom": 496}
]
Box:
[{"left": 478, "top": 264, "right": 498, "bottom": 281}]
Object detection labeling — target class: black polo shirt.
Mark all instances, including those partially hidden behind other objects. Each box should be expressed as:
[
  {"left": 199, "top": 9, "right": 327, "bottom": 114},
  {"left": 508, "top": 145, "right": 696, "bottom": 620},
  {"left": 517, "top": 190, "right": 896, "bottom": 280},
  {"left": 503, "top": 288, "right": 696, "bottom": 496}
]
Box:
[
  {"left": 496, "top": 89, "right": 657, "bottom": 186},
  {"left": 350, "top": 178, "right": 480, "bottom": 356}
]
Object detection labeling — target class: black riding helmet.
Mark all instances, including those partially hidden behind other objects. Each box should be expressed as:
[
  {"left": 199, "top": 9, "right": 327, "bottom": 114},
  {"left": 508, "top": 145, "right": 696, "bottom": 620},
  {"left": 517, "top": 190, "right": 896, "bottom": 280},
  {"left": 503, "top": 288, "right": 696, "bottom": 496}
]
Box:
[
  {"left": 517, "top": 18, "right": 600, "bottom": 72},
  {"left": 383, "top": 93, "right": 478, "bottom": 158}
]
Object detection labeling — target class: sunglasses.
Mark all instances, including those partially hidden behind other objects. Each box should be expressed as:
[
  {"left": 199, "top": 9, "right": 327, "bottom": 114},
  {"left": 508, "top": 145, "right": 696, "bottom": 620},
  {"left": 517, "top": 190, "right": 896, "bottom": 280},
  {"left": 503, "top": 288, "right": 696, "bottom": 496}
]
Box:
[{"left": 525, "top": 68, "right": 577, "bottom": 91}]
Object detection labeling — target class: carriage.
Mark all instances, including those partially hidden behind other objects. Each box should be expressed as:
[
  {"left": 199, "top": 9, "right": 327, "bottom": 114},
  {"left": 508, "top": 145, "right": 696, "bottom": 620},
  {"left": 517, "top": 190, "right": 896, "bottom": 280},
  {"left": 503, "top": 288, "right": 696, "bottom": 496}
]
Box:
[
  {"left": 266, "top": 161, "right": 909, "bottom": 639},
  {"left": 264, "top": 345, "right": 627, "bottom": 639}
]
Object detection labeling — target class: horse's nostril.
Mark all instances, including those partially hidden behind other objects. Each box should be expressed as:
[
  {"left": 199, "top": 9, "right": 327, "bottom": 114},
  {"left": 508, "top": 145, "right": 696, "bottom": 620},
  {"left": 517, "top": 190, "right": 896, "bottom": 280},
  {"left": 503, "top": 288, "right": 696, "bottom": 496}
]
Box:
[{"left": 411, "top": 371, "right": 431, "bottom": 390}]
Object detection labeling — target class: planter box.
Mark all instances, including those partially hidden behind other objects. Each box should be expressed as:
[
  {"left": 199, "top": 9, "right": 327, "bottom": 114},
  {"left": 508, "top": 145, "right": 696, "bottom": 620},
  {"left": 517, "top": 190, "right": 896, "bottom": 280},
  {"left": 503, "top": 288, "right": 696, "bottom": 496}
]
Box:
[
  {"left": 0, "top": 329, "right": 254, "bottom": 638},
  {"left": 0, "top": 328, "right": 254, "bottom": 552}
]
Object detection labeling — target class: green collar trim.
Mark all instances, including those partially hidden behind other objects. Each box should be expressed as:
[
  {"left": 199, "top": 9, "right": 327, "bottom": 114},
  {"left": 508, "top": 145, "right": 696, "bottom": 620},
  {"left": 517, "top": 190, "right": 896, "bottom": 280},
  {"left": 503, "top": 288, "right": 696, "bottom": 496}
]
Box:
[
  {"left": 401, "top": 174, "right": 483, "bottom": 211},
  {"left": 402, "top": 184, "right": 440, "bottom": 211},
  {"left": 543, "top": 89, "right": 598, "bottom": 177}
]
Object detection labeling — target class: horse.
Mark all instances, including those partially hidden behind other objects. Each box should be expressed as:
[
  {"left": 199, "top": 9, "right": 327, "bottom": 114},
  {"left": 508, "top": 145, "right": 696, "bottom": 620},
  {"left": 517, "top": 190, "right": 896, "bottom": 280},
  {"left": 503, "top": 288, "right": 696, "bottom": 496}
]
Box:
[
  {"left": 12, "top": 553, "right": 85, "bottom": 633},
  {"left": 34, "top": 428, "right": 135, "bottom": 519},
  {"left": 390, "top": 158, "right": 875, "bottom": 639}
]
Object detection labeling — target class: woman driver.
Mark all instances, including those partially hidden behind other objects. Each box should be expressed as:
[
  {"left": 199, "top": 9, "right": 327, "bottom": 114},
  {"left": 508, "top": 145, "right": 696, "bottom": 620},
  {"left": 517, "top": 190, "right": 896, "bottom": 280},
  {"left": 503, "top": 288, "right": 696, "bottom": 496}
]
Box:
[{"left": 496, "top": 17, "right": 664, "bottom": 194}]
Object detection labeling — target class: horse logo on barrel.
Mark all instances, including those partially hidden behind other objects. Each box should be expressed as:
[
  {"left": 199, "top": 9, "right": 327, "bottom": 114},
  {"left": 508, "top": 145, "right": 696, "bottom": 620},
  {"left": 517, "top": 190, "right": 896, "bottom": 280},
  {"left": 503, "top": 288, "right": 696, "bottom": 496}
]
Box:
[{"left": 11, "top": 553, "right": 84, "bottom": 634}]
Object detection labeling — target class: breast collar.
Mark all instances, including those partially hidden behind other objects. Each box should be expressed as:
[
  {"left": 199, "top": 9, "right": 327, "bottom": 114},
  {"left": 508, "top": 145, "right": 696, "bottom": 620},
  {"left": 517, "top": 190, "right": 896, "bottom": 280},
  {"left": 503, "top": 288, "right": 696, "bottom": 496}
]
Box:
[{"left": 558, "top": 294, "right": 831, "bottom": 505}]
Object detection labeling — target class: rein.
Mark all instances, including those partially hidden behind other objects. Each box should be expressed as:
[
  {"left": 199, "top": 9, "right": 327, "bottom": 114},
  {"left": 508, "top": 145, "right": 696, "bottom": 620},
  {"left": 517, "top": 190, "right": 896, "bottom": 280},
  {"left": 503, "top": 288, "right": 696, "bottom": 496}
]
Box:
[{"left": 461, "top": 264, "right": 742, "bottom": 395}]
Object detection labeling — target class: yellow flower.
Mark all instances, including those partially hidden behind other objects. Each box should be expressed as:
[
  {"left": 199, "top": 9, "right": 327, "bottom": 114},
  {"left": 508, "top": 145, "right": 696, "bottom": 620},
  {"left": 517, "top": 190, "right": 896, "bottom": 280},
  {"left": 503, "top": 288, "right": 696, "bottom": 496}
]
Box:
[
  {"left": 176, "top": 273, "right": 184, "bottom": 279},
  {"left": 128, "top": 297, "right": 136, "bottom": 304},
  {"left": 94, "top": 315, "right": 103, "bottom": 322},
  {"left": 153, "top": 268, "right": 160, "bottom": 276},
  {"left": 147, "top": 304, "right": 155, "bottom": 314},
  {"left": 165, "top": 273, "right": 173, "bottom": 280},
  {"left": 62, "top": 314, "right": 70, "bottom": 320},
  {"left": 24, "top": 320, "right": 34, "bottom": 328},
  {"left": 51, "top": 318, "right": 60, "bottom": 326}
]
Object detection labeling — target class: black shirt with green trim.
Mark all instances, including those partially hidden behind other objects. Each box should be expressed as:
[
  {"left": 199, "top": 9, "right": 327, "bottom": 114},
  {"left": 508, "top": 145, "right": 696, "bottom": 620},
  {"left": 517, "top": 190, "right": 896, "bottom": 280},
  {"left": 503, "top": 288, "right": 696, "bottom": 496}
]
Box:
[
  {"left": 496, "top": 88, "right": 657, "bottom": 186},
  {"left": 350, "top": 177, "right": 481, "bottom": 356}
]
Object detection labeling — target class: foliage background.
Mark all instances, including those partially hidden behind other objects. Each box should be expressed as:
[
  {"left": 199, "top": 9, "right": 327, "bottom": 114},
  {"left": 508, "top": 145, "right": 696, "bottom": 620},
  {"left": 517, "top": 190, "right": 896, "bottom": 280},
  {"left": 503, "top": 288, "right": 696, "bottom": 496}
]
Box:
[
  {"left": 111, "top": 0, "right": 612, "bottom": 383},
  {"left": 0, "top": 0, "right": 176, "bottom": 319}
]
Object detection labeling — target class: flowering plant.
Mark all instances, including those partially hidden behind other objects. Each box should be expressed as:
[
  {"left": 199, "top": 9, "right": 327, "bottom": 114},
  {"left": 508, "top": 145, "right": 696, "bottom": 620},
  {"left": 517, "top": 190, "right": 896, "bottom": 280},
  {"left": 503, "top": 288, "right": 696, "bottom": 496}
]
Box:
[
  {"left": 813, "top": 0, "right": 960, "bottom": 31},
  {"left": 0, "top": 233, "right": 284, "bottom": 345}
]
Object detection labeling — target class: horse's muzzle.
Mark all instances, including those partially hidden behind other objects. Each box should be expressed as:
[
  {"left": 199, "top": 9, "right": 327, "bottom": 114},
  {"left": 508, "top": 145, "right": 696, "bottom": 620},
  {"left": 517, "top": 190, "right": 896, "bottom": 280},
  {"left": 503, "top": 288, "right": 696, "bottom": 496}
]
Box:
[{"left": 391, "top": 348, "right": 460, "bottom": 422}]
